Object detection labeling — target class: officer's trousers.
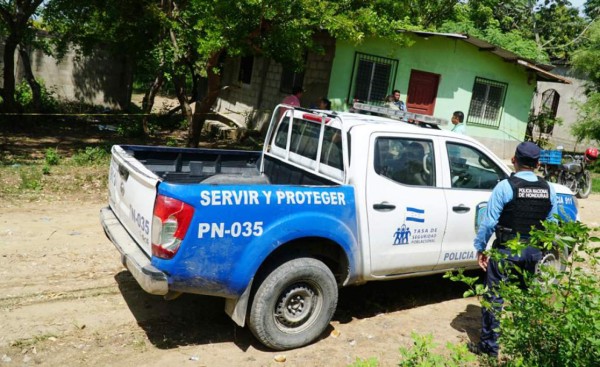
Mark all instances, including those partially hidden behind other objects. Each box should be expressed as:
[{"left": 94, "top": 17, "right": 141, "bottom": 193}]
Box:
[{"left": 480, "top": 245, "right": 542, "bottom": 355}]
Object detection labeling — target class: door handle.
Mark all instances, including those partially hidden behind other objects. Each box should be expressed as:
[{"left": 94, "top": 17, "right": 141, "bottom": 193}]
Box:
[
  {"left": 452, "top": 205, "right": 470, "bottom": 213},
  {"left": 373, "top": 202, "right": 396, "bottom": 211}
]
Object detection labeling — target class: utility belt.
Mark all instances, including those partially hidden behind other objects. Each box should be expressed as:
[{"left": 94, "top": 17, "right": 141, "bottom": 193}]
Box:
[{"left": 493, "top": 225, "right": 520, "bottom": 249}]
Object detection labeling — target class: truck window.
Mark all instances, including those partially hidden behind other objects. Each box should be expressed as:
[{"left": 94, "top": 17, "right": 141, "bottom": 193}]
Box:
[
  {"left": 374, "top": 137, "right": 435, "bottom": 186},
  {"left": 273, "top": 115, "right": 320, "bottom": 161},
  {"left": 320, "top": 126, "right": 343, "bottom": 170},
  {"left": 446, "top": 142, "right": 507, "bottom": 189},
  {"left": 271, "top": 114, "right": 344, "bottom": 180}
]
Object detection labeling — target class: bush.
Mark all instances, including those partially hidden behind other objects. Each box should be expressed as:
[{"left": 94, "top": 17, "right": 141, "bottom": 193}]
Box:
[
  {"left": 447, "top": 219, "right": 600, "bottom": 366},
  {"left": 45, "top": 148, "right": 61, "bottom": 166},
  {"left": 71, "top": 147, "right": 109, "bottom": 166},
  {"left": 18, "top": 166, "right": 42, "bottom": 190},
  {"left": 15, "top": 81, "right": 59, "bottom": 112},
  {"left": 398, "top": 333, "right": 476, "bottom": 367}
]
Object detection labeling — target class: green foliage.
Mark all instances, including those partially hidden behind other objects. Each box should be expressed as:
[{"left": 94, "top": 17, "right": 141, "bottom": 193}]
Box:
[
  {"left": 572, "top": 92, "right": 600, "bottom": 142},
  {"left": 571, "top": 21, "right": 600, "bottom": 142},
  {"left": 447, "top": 219, "right": 600, "bottom": 367},
  {"left": 117, "top": 120, "right": 145, "bottom": 138},
  {"left": 44, "top": 148, "right": 61, "bottom": 166},
  {"left": 572, "top": 21, "right": 600, "bottom": 89},
  {"left": 397, "top": 332, "right": 476, "bottom": 367},
  {"left": 348, "top": 357, "right": 380, "bottom": 367},
  {"left": 71, "top": 147, "right": 109, "bottom": 166},
  {"left": 526, "top": 112, "right": 563, "bottom": 148},
  {"left": 14, "top": 81, "right": 59, "bottom": 112},
  {"left": 19, "top": 166, "right": 42, "bottom": 190},
  {"left": 592, "top": 173, "right": 600, "bottom": 193}
]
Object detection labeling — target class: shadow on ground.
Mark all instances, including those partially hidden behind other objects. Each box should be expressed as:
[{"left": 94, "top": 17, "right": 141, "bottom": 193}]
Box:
[{"left": 115, "top": 269, "right": 483, "bottom": 351}]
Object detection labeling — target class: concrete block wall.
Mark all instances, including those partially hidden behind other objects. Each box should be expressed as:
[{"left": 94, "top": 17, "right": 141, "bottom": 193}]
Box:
[
  {"left": 215, "top": 32, "right": 336, "bottom": 133},
  {"left": 1, "top": 38, "right": 131, "bottom": 109}
]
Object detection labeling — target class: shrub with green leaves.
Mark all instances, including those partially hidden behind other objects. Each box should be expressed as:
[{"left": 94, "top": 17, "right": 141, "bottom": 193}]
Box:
[
  {"left": 398, "top": 333, "right": 476, "bottom": 367},
  {"left": 71, "top": 146, "right": 109, "bottom": 166},
  {"left": 447, "top": 219, "right": 600, "bottom": 366},
  {"left": 45, "top": 148, "right": 61, "bottom": 166},
  {"left": 18, "top": 166, "right": 42, "bottom": 190}
]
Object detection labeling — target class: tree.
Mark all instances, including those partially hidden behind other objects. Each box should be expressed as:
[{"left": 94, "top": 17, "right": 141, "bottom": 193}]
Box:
[
  {"left": 571, "top": 21, "right": 600, "bottom": 142},
  {"left": 148, "top": 0, "right": 417, "bottom": 147},
  {"left": 0, "top": 0, "right": 44, "bottom": 112},
  {"left": 437, "top": 0, "right": 587, "bottom": 63},
  {"left": 42, "top": 0, "right": 163, "bottom": 112}
]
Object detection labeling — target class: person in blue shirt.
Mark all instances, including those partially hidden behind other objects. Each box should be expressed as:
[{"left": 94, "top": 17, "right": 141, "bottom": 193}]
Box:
[{"left": 469, "top": 141, "right": 558, "bottom": 358}]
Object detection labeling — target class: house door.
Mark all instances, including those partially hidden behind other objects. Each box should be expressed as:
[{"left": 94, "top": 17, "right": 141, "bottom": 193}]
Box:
[{"left": 406, "top": 70, "right": 440, "bottom": 115}]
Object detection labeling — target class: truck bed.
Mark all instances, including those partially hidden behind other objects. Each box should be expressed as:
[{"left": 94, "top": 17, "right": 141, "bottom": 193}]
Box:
[{"left": 119, "top": 145, "right": 267, "bottom": 184}]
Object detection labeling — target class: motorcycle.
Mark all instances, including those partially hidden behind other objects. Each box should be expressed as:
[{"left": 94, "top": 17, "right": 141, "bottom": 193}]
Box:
[
  {"left": 557, "top": 153, "right": 593, "bottom": 198},
  {"left": 542, "top": 147, "right": 598, "bottom": 199}
]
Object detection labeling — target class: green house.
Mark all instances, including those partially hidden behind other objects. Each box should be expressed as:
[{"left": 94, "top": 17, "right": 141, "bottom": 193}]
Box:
[
  {"left": 215, "top": 31, "right": 567, "bottom": 159},
  {"left": 327, "top": 31, "right": 568, "bottom": 158}
]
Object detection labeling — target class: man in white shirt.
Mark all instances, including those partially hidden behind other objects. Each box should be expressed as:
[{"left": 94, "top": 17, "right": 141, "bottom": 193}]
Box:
[{"left": 451, "top": 111, "right": 466, "bottom": 134}]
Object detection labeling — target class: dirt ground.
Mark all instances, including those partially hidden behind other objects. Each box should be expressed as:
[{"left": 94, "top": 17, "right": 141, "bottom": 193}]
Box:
[{"left": 0, "top": 192, "right": 598, "bottom": 367}]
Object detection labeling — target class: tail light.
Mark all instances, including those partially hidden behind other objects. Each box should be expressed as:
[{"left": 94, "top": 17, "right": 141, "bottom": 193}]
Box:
[{"left": 151, "top": 194, "right": 194, "bottom": 259}]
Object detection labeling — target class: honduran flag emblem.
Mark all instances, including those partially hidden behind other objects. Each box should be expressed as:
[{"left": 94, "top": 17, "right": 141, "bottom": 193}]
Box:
[{"left": 406, "top": 207, "right": 425, "bottom": 223}]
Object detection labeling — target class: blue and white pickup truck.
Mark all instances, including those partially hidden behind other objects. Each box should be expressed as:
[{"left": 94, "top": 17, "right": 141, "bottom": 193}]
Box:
[{"left": 100, "top": 104, "right": 578, "bottom": 350}]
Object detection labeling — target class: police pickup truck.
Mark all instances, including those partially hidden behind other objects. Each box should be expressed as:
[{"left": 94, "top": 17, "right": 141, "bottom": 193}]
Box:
[{"left": 100, "top": 103, "right": 578, "bottom": 350}]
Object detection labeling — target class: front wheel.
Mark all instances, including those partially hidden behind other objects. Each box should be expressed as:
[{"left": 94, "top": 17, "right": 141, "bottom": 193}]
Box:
[
  {"left": 248, "top": 257, "right": 338, "bottom": 350},
  {"left": 576, "top": 170, "right": 592, "bottom": 199}
]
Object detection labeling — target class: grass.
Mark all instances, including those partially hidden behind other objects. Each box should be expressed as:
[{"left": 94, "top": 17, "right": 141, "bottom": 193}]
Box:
[
  {"left": 592, "top": 172, "right": 600, "bottom": 194},
  {"left": 0, "top": 160, "right": 109, "bottom": 202}
]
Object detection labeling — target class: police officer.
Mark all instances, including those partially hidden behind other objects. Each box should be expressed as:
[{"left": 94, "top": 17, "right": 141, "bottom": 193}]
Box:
[{"left": 469, "top": 141, "right": 558, "bottom": 357}]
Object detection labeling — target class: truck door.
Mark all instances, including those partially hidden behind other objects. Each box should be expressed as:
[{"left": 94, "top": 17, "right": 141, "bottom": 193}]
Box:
[
  {"left": 366, "top": 134, "right": 447, "bottom": 275},
  {"left": 435, "top": 140, "right": 509, "bottom": 269}
]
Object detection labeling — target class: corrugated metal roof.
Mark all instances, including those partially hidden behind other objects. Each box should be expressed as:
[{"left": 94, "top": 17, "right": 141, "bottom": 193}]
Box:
[{"left": 406, "top": 31, "right": 570, "bottom": 84}]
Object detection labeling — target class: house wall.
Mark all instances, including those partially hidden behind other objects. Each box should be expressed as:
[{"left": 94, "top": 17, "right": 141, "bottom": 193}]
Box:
[
  {"left": 328, "top": 36, "right": 537, "bottom": 159},
  {"left": 0, "top": 39, "right": 131, "bottom": 109},
  {"left": 534, "top": 67, "right": 590, "bottom": 152},
  {"left": 214, "top": 32, "right": 336, "bottom": 132}
]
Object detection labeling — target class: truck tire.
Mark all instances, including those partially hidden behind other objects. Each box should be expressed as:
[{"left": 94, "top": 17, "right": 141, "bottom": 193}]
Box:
[{"left": 248, "top": 257, "right": 338, "bottom": 350}]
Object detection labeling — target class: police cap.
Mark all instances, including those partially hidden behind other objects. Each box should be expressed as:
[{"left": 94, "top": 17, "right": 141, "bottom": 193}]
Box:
[{"left": 515, "top": 141, "right": 540, "bottom": 167}]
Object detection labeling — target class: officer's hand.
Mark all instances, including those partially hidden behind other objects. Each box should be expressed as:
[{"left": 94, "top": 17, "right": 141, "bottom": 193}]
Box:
[{"left": 477, "top": 252, "right": 488, "bottom": 271}]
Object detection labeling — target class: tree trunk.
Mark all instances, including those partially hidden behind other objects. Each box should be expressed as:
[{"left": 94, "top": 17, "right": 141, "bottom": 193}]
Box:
[
  {"left": 189, "top": 51, "right": 223, "bottom": 147},
  {"left": 1, "top": 35, "right": 19, "bottom": 112},
  {"left": 141, "top": 72, "right": 165, "bottom": 135},
  {"left": 173, "top": 74, "right": 193, "bottom": 144},
  {"left": 17, "top": 45, "right": 42, "bottom": 111}
]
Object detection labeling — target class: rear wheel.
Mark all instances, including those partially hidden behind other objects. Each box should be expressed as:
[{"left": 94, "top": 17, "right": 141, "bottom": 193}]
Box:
[
  {"left": 248, "top": 257, "right": 338, "bottom": 350},
  {"left": 557, "top": 171, "right": 577, "bottom": 193},
  {"left": 576, "top": 170, "right": 592, "bottom": 199}
]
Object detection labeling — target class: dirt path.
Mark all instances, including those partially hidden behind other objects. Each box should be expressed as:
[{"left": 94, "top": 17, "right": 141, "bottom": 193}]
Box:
[{"left": 1, "top": 195, "right": 599, "bottom": 366}]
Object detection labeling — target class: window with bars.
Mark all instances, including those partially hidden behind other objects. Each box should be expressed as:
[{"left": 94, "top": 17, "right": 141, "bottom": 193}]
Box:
[
  {"left": 466, "top": 77, "right": 507, "bottom": 128},
  {"left": 348, "top": 53, "right": 398, "bottom": 104}
]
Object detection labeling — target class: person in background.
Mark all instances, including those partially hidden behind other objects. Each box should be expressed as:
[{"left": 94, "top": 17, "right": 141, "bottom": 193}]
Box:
[
  {"left": 281, "top": 86, "right": 304, "bottom": 107},
  {"left": 318, "top": 97, "right": 331, "bottom": 110},
  {"left": 387, "top": 89, "right": 406, "bottom": 111},
  {"left": 469, "top": 141, "right": 558, "bottom": 358},
  {"left": 451, "top": 111, "right": 466, "bottom": 134}
]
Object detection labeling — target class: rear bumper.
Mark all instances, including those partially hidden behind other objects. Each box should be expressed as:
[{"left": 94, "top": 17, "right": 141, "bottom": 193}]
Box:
[{"left": 100, "top": 207, "right": 169, "bottom": 295}]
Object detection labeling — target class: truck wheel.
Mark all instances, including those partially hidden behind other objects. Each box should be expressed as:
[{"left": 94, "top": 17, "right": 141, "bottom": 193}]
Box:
[
  {"left": 248, "top": 257, "right": 338, "bottom": 350},
  {"left": 535, "top": 245, "right": 568, "bottom": 284}
]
